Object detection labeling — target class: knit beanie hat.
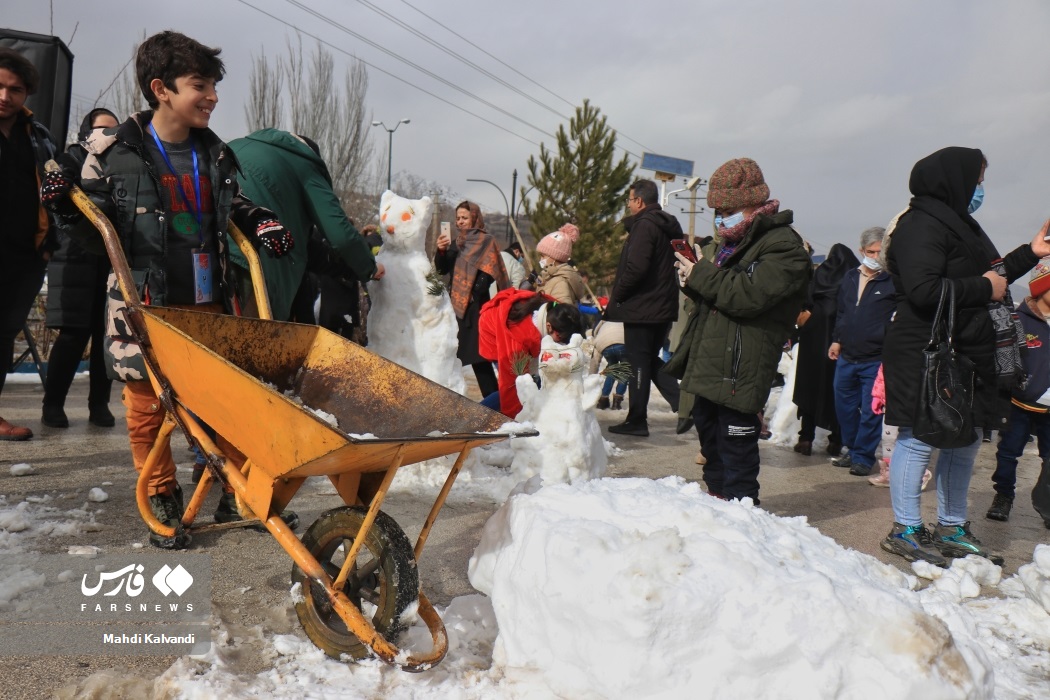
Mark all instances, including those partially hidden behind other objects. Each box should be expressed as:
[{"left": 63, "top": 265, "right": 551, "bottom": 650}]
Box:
[
  {"left": 1030, "top": 258, "right": 1050, "bottom": 298},
  {"left": 706, "top": 158, "right": 770, "bottom": 211},
  {"left": 536, "top": 223, "right": 580, "bottom": 263}
]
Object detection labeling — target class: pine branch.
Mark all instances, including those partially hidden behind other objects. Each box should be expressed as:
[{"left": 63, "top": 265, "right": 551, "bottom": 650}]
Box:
[
  {"left": 426, "top": 268, "right": 445, "bottom": 296},
  {"left": 511, "top": 351, "right": 533, "bottom": 376},
  {"left": 601, "top": 361, "right": 633, "bottom": 385}
]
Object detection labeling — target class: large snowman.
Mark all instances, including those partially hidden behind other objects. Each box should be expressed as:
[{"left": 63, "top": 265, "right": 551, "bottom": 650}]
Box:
[{"left": 367, "top": 191, "right": 465, "bottom": 394}]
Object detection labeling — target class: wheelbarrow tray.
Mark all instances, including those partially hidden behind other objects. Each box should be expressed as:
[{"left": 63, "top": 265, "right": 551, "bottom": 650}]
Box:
[{"left": 140, "top": 305, "right": 514, "bottom": 483}]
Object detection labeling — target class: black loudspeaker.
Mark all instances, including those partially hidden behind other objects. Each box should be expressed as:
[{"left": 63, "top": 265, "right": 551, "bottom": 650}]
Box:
[{"left": 0, "top": 28, "right": 74, "bottom": 141}]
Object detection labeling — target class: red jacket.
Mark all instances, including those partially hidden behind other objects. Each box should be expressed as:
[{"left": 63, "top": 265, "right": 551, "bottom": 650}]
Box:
[{"left": 479, "top": 288, "right": 543, "bottom": 417}]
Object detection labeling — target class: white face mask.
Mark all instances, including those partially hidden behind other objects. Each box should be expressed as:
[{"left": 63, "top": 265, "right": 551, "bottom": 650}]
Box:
[
  {"left": 539, "top": 258, "right": 548, "bottom": 269},
  {"left": 861, "top": 256, "right": 881, "bottom": 271}
]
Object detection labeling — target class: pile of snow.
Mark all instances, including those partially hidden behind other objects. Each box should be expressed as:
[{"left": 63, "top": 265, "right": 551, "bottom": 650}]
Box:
[
  {"left": 79, "top": 477, "right": 1050, "bottom": 700},
  {"left": 9, "top": 463, "right": 35, "bottom": 476}
]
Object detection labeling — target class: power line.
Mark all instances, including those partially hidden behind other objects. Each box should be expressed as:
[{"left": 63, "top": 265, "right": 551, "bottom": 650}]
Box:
[
  {"left": 394, "top": 0, "right": 654, "bottom": 155},
  {"left": 352, "top": 0, "right": 570, "bottom": 122},
  {"left": 232, "top": 0, "right": 541, "bottom": 146},
  {"left": 281, "top": 0, "right": 556, "bottom": 140}
]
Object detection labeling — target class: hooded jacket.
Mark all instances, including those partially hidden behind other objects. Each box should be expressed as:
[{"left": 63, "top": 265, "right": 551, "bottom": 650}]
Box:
[
  {"left": 665, "top": 209, "right": 811, "bottom": 414},
  {"left": 478, "top": 288, "right": 543, "bottom": 417},
  {"left": 228, "top": 128, "right": 377, "bottom": 320},
  {"left": 606, "top": 204, "right": 684, "bottom": 323},
  {"left": 882, "top": 146, "right": 1037, "bottom": 430},
  {"left": 537, "top": 261, "right": 586, "bottom": 305},
  {"left": 1012, "top": 298, "right": 1050, "bottom": 412}
]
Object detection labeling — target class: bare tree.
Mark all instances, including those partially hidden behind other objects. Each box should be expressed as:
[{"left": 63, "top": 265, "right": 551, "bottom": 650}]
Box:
[
  {"left": 243, "top": 50, "right": 283, "bottom": 132},
  {"left": 245, "top": 36, "right": 374, "bottom": 206}
]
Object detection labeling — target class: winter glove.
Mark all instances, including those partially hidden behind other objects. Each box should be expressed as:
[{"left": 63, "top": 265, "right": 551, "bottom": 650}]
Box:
[
  {"left": 255, "top": 218, "right": 295, "bottom": 258},
  {"left": 40, "top": 169, "right": 75, "bottom": 211}
]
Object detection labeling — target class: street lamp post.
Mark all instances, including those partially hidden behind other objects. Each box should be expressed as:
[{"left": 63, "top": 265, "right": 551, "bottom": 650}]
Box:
[
  {"left": 371, "top": 118, "right": 410, "bottom": 191},
  {"left": 466, "top": 178, "right": 511, "bottom": 244}
]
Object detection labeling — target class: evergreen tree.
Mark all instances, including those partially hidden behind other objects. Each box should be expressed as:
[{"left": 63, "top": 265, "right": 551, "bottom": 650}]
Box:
[{"left": 523, "top": 100, "right": 635, "bottom": 287}]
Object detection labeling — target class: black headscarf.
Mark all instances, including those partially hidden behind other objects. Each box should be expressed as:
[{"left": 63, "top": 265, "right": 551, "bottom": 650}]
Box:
[
  {"left": 76, "top": 108, "right": 118, "bottom": 142},
  {"left": 908, "top": 146, "right": 985, "bottom": 234},
  {"left": 811, "top": 243, "right": 859, "bottom": 302}
]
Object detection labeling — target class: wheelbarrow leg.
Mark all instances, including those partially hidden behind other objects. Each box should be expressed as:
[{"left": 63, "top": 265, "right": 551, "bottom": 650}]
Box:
[
  {"left": 414, "top": 445, "right": 472, "bottom": 561},
  {"left": 134, "top": 417, "right": 178, "bottom": 539}
]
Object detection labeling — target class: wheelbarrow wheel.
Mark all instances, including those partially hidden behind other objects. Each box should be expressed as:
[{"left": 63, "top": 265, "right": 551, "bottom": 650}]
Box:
[{"left": 291, "top": 506, "right": 419, "bottom": 660}]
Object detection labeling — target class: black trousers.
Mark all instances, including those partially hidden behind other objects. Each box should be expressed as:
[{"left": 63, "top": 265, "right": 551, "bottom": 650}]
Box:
[
  {"left": 798, "top": 412, "right": 841, "bottom": 445},
  {"left": 693, "top": 394, "right": 762, "bottom": 502},
  {"left": 43, "top": 325, "right": 112, "bottom": 410},
  {"left": 623, "top": 322, "right": 680, "bottom": 426},
  {"left": 0, "top": 252, "right": 47, "bottom": 398}
]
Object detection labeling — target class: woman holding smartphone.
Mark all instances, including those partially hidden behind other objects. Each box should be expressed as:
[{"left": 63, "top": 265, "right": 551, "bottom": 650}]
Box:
[{"left": 435, "top": 200, "right": 509, "bottom": 398}]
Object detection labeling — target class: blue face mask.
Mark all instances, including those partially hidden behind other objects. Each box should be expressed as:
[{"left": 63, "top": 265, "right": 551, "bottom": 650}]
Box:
[
  {"left": 968, "top": 184, "right": 984, "bottom": 214},
  {"left": 715, "top": 211, "right": 745, "bottom": 229}
]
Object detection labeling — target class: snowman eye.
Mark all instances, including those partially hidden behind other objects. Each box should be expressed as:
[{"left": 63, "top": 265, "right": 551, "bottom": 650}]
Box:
[{"left": 401, "top": 211, "right": 412, "bottom": 222}]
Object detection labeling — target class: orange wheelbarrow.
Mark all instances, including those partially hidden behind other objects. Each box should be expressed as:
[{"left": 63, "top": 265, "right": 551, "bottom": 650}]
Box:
[{"left": 51, "top": 162, "right": 534, "bottom": 671}]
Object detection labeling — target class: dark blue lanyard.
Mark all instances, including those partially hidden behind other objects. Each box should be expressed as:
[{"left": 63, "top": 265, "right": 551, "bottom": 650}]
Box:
[{"left": 147, "top": 123, "right": 203, "bottom": 243}]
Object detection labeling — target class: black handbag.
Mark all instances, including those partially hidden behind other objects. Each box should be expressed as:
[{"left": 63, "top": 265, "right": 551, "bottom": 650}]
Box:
[{"left": 912, "top": 280, "right": 977, "bottom": 449}]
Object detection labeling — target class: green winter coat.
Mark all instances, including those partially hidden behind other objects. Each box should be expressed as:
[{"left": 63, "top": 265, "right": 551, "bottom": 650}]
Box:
[
  {"left": 228, "top": 129, "right": 377, "bottom": 320},
  {"left": 664, "top": 210, "right": 811, "bottom": 414}
]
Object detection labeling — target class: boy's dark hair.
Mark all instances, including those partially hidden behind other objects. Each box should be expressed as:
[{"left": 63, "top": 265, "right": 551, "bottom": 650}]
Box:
[
  {"left": 0, "top": 48, "right": 39, "bottom": 95},
  {"left": 136, "top": 31, "right": 225, "bottom": 108},
  {"left": 547, "top": 302, "right": 583, "bottom": 340}
]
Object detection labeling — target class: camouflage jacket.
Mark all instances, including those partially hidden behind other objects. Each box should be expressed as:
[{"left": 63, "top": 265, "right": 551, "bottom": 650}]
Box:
[{"left": 59, "top": 111, "right": 271, "bottom": 381}]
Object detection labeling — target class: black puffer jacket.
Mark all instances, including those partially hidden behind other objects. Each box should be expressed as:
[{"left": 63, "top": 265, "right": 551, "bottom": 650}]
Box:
[
  {"left": 883, "top": 147, "right": 1038, "bottom": 431},
  {"left": 606, "top": 204, "right": 684, "bottom": 323},
  {"left": 45, "top": 111, "right": 115, "bottom": 329}
]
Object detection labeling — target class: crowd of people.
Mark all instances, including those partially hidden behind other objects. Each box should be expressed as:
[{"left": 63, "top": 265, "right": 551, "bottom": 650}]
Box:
[{"left": 2, "top": 30, "right": 1048, "bottom": 568}]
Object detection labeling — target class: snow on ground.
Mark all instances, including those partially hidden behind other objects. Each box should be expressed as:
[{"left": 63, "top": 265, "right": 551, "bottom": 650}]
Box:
[{"left": 33, "top": 478, "right": 1047, "bottom": 699}]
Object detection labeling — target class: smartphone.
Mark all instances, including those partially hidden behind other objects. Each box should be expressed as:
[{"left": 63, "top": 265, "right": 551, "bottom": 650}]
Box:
[
  {"left": 670, "top": 238, "right": 697, "bottom": 263},
  {"left": 440, "top": 221, "right": 451, "bottom": 239}
]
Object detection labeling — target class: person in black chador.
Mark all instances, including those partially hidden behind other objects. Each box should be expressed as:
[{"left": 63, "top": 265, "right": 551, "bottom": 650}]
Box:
[{"left": 792, "top": 243, "right": 857, "bottom": 456}]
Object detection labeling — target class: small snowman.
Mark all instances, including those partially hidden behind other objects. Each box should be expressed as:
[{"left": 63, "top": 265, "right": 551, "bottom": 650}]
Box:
[
  {"left": 368, "top": 191, "right": 465, "bottom": 394},
  {"left": 511, "top": 333, "right": 607, "bottom": 484}
]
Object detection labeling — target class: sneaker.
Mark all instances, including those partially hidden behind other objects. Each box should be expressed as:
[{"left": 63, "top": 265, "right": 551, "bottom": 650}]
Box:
[
  {"left": 148, "top": 485, "right": 191, "bottom": 550},
  {"left": 214, "top": 492, "right": 300, "bottom": 531},
  {"left": 849, "top": 462, "right": 873, "bottom": 477},
  {"left": 985, "top": 493, "right": 1013, "bottom": 522},
  {"left": 608, "top": 421, "right": 648, "bottom": 437},
  {"left": 933, "top": 521, "right": 1004, "bottom": 565},
  {"left": 41, "top": 405, "right": 69, "bottom": 428},
  {"left": 832, "top": 454, "right": 853, "bottom": 469},
  {"left": 880, "top": 523, "right": 948, "bottom": 567},
  {"left": 88, "top": 404, "right": 116, "bottom": 427},
  {"left": 596, "top": 396, "right": 610, "bottom": 410}
]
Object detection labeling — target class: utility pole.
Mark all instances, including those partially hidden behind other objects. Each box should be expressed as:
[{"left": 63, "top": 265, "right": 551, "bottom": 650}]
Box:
[{"left": 371, "top": 118, "right": 410, "bottom": 191}]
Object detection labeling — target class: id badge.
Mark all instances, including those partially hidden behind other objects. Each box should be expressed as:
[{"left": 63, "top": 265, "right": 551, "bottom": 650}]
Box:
[{"left": 192, "top": 250, "right": 215, "bottom": 304}]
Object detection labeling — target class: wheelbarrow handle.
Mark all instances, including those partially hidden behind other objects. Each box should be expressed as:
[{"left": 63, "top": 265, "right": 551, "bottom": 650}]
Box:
[
  {"left": 228, "top": 222, "right": 272, "bottom": 321},
  {"left": 45, "top": 159, "right": 142, "bottom": 309}
]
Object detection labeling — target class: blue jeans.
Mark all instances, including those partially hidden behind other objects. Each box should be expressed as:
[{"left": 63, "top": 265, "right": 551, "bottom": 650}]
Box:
[
  {"left": 889, "top": 426, "right": 982, "bottom": 526},
  {"left": 833, "top": 358, "right": 882, "bottom": 468},
  {"left": 601, "top": 343, "right": 628, "bottom": 397},
  {"left": 992, "top": 403, "right": 1050, "bottom": 499}
]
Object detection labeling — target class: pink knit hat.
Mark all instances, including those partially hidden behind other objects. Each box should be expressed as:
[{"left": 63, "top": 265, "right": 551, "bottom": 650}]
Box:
[{"left": 536, "top": 223, "right": 580, "bottom": 263}]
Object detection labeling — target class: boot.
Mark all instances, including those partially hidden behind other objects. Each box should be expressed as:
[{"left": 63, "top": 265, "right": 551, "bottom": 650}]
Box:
[
  {"left": 611, "top": 394, "right": 624, "bottom": 411},
  {"left": 985, "top": 493, "right": 1013, "bottom": 522},
  {"left": 596, "top": 395, "right": 610, "bottom": 410},
  {"left": 88, "top": 404, "right": 116, "bottom": 428},
  {"left": 868, "top": 458, "right": 890, "bottom": 487},
  {"left": 41, "top": 404, "right": 69, "bottom": 428},
  {"left": 215, "top": 491, "right": 300, "bottom": 531},
  {"left": 793, "top": 440, "right": 813, "bottom": 456},
  {"left": 148, "top": 484, "right": 191, "bottom": 550}
]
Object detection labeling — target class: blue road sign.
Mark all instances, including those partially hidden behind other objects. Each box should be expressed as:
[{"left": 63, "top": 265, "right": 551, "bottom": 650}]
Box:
[{"left": 641, "top": 153, "right": 694, "bottom": 178}]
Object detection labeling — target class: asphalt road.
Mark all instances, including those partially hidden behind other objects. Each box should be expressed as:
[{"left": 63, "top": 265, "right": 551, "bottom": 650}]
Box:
[{"left": 0, "top": 375, "right": 1046, "bottom": 698}]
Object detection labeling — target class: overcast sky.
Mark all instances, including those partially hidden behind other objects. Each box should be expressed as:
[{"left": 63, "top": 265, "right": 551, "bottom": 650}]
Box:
[{"left": 10, "top": 0, "right": 1050, "bottom": 258}]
